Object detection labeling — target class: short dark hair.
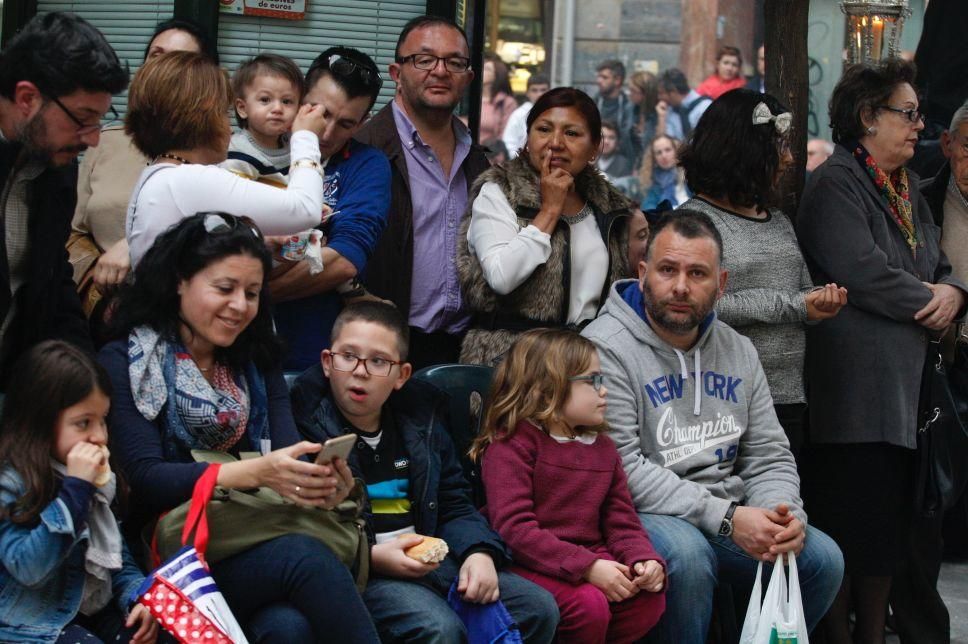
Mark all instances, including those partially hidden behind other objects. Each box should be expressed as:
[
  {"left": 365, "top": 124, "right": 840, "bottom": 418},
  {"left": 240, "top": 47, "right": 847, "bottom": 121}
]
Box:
[
  {"left": 678, "top": 88, "right": 790, "bottom": 211},
  {"left": 331, "top": 301, "right": 410, "bottom": 361},
  {"left": 0, "top": 12, "right": 128, "bottom": 100},
  {"left": 394, "top": 15, "right": 469, "bottom": 59},
  {"left": 125, "top": 51, "right": 232, "bottom": 158},
  {"left": 645, "top": 209, "right": 724, "bottom": 265},
  {"left": 144, "top": 18, "right": 219, "bottom": 64},
  {"left": 527, "top": 87, "right": 603, "bottom": 146},
  {"left": 601, "top": 119, "right": 619, "bottom": 135},
  {"left": 658, "top": 68, "right": 691, "bottom": 95},
  {"left": 596, "top": 59, "right": 626, "bottom": 82},
  {"left": 232, "top": 53, "right": 304, "bottom": 128},
  {"left": 829, "top": 58, "right": 918, "bottom": 145},
  {"left": 111, "top": 213, "right": 282, "bottom": 371},
  {"left": 716, "top": 45, "right": 743, "bottom": 67},
  {"left": 527, "top": 73, "right": 550, "bottom": 89},
  {"left": 0, "top": 340, "right": 112, "bottom": 526},
  {"left": 306, "top": 46, "right": 383, "bottom": 113}
]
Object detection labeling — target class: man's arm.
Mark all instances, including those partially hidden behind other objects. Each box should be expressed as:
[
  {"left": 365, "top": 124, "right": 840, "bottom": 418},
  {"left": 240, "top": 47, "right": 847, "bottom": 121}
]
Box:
[{"left": 269, "top": 247, "right": 357, "bottom": 302}]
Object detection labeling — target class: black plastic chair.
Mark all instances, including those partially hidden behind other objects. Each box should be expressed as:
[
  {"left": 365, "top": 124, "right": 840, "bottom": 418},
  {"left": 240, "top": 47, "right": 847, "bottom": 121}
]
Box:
[{"left": 413, "top": 364, "right": 493, "bottom": 508}]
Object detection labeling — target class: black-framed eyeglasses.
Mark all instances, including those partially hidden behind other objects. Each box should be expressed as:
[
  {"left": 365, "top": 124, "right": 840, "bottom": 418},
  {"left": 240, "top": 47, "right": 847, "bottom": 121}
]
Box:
[
  {"left": 325, "top": 54, "right": 384, "bottom": 91},
  {"left": 569, "top": 373, "right": 605, "bottom": 390},
  {"left": 201, "top": 212, "right": 262, "bottom": 239},
  {"left": 48, "top": 95, "right": 117, "bottom": 134},
  {"left": 396, "top": 54, "right": 471, "bottom": 74},
  {"left": 877, "top": 105, "right": 924, "bottom": 124},
  {"left": 329, "top": 351, "right": 401, "bottom": 377}
]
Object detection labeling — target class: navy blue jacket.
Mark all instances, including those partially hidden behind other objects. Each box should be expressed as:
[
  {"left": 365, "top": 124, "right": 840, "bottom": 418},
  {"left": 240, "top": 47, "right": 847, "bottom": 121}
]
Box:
[{"left": 290, "top": 364, "right": 509, "bottom": 564}]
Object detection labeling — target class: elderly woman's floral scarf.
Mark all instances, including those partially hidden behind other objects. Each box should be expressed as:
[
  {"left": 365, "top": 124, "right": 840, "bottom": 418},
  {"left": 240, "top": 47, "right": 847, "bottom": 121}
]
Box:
[{"left": 853, "top": 143, "right": 918, "bottom": 255}]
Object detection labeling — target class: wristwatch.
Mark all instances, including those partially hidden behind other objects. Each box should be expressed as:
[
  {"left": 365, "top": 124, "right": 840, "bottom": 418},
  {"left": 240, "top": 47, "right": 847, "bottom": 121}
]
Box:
[{"left": 719, "top": 502, "right": 739, "bottom": 537}]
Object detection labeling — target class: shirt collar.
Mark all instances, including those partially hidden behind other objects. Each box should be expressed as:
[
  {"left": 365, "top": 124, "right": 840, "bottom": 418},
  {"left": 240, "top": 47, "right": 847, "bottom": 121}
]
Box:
[{"left": 391, "top": 100, "right": 471, "bottom": 150}]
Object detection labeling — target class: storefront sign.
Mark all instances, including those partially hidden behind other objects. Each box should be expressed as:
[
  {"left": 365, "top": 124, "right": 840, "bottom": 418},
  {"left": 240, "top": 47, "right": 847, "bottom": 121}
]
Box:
[{"left": 219, "top": 0, "right": 306, "bottom": 21}]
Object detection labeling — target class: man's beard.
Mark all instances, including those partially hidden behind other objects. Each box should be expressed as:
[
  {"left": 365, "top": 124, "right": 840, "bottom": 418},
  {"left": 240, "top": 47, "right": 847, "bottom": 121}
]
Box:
[
  {"left": 641, "top": 279, "right": 716, "bottom": 335},
  {"left": 17, "top": 109, "right": 87, "bottom": 166}
]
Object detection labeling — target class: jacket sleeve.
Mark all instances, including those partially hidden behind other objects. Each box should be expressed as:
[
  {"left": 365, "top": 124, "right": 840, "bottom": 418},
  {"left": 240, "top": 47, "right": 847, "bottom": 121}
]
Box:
[
  {"left": 432, "top": 423, "right": 508, "bottom": 564},
  {"left": 98, "top": 342, "right": 207, "bottom": 514},
  {"left": 601, "top": 448, "right": 665, "bottom": 569},
  {"left": 323, "top": 148, "right": 391, "bottom": 272},
  {"left": 594, "top": 338, "right": 733, "bottom": 535},
  {"left": 265, "top": 367, "right": 302, "bottom": 451},
  {"left": 715, "top": 289, "right": 808, "bottom": 326},
  {"left": 797, "top": 172, "right": 933, "bottom": 321},
  {"left": 112, "top": 537, "right": 147, "bottom": 612},
  {"left": 0, "top": 478, "right": 90, "bottom": 588},
  {"left": 732, "top": 344, "right": 806, "bottom": 524},
  {"left": 481, "top": 435, "right": 598, "bottom": 583}
]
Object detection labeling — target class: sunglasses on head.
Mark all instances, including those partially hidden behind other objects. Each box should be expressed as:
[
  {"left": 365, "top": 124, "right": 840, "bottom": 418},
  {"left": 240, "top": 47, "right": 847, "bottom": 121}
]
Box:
[
  {"left": 201, "top": 212, "right": 262, "bottom": 239},
  {"left": 310, "top": 54, "right": 383, "bottom": 92}
]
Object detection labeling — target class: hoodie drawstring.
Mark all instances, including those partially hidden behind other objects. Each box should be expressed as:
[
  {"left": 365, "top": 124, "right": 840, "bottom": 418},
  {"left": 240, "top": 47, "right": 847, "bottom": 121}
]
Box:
[{"left": 673, "top": 348, "right": 703, "bottom": 416}]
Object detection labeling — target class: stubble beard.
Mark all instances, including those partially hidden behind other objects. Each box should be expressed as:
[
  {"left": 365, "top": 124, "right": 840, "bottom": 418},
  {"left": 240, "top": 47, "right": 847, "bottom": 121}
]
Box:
[{"left": 641, "top": 279, "right": 715, "bottom": 335}]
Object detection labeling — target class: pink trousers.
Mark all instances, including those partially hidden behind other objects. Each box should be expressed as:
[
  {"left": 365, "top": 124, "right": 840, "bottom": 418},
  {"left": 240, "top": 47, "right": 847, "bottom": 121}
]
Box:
[{"left": 509, "top": 565, "right": 665, "bottom": 644}]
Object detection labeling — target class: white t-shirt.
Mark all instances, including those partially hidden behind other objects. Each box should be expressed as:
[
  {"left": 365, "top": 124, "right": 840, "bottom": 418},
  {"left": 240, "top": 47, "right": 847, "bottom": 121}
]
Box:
[
  {"left": 467, "top": 181, "right": 609, "bottom": 324},
  {"left": 127, "top": 130, "right": 324, "bottom": 266}
]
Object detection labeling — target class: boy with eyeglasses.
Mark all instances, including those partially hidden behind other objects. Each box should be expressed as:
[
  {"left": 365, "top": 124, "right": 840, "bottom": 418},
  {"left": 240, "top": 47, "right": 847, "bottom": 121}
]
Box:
[
  {"left": 270, "top": 47, "right": 392, "bottom": 372},
  {"left": 290, "top": 301, "right": 558, "bottom": 643}
]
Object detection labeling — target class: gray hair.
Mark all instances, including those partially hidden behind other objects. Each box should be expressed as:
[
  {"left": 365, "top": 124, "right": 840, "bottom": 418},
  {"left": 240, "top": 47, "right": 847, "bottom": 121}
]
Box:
[{"left": 949, "top": 100, "right": 968, "bottom": 133}]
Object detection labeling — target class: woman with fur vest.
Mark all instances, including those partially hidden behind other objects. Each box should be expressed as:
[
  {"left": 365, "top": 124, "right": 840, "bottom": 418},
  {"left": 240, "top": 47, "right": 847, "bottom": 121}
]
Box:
[{"left": 458, "top": 88, "right": 631, "bottom": 366}]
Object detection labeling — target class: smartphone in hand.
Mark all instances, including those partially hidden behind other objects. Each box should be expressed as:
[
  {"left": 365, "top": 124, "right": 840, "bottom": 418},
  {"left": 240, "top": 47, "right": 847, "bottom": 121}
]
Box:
[{"left": 315, "top": 433, "right": 356, "bottom": 465}]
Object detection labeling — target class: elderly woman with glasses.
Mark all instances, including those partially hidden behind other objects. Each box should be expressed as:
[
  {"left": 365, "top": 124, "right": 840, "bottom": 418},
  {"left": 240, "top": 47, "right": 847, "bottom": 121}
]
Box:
[
  {"left": 124, "top": 50, "right": 332, "bottom": 267},
  {"left": 797, "top": 58, "right": 967, "bottom": 643},
  {"left": 98, "top": 213, "right": 380, "bottom": 643}
]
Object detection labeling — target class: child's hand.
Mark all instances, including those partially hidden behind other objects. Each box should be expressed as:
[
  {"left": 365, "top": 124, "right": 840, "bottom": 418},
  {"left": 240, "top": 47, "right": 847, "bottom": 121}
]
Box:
[
  {"left": 65, "top": 442, "right": 105, "bottom": 484},
  {"left": 371, "top": 534, "right": 440, "bottom": 579},
  {"left": 458, "top": 552, "right": 500, "bottom": 604},
  {"left": 583, "top": 559, "right": 639, "bottom": 603},
  {"left": 632, "top": 560, "right": 665, "bottom": 592},
  {"left": 292, "top": 103, "right": 331, "bottom": 141},
  {"left": 125, "top": 603, "right": 160, "bottom": 644}
]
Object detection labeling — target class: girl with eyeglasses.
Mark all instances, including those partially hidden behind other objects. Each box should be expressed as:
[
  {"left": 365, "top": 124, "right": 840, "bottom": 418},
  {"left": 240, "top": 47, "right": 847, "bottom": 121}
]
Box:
[
  {"left": 98, "top": 213, "right": 380, "bottom": 643},
  {"left": 471, "top": 328, "right": 666, "bottom": 644}
]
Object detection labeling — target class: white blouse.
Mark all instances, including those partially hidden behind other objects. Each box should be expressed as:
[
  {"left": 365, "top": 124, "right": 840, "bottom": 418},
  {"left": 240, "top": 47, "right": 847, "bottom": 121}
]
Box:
[
  {"left": 466, "top": 181, "right": 609, "bottom": 324},
  {"left": 127, "top": 130, "right": 324, "bottom": 266}
]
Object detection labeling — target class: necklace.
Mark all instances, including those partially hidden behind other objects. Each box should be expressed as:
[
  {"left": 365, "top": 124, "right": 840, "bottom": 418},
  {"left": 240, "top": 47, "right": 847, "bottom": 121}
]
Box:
[
  {"left": 561, "top": 202, "right": 593, "bottom": 225},
  {"left": 154, "top": 153, "right": 192, "bottom": 165}
]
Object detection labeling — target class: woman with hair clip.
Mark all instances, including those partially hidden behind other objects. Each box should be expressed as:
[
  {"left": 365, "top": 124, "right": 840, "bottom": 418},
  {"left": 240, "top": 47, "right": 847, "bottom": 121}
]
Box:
[
  {"left": 123, "top": 51, "right": 332, "bottom": 267},
  {"left": 99, "top": 213, "right": 380, "bottom": 643},
  {"left": 678, "top": 88, "right": 847, "bottom": 455},
  {"left": 458, "top": 87, "right": 631, "bottom": 367}
]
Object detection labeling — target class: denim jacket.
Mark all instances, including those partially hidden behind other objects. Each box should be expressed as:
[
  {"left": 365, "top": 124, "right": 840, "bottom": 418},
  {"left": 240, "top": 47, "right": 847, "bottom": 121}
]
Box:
[{"left": 0, "top": 468, "right": 145, "bottom": 642}]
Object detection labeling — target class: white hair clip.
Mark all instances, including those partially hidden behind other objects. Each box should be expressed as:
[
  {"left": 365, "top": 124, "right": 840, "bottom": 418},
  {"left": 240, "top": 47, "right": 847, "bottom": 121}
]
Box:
[{"left": 752, "top": 102, "right": 792, "bottom": 134}]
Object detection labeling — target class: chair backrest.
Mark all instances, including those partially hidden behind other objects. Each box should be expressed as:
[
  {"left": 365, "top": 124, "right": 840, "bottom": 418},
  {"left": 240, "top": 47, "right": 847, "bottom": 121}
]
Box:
[{"left": 413, "top": 364, "right": 493, "bottom": 508}]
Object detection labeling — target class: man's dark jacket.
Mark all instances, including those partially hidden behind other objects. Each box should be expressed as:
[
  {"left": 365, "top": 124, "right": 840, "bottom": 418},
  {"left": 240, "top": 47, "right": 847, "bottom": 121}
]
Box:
[
  {"left": 354, "top": 103, "right": 491, "bottom": 315},
  {"left": 0, "top": 143, "right": 91, "bottom": 387},
  {"left": 921, "top": 160, "right": 950, "bottom": 227},
  {"left": 290, "top": 363, "right": 509, "bottom": 563}
]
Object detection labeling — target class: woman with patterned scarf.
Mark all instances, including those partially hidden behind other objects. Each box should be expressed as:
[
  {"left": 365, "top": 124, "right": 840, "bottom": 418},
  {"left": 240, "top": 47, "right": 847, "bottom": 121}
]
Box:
[
  {"left": 797, "top": 59, "right": 967, "bottom": 643},
  {"left": 98, "top": 213, "right": 380, "bottom": 643}
]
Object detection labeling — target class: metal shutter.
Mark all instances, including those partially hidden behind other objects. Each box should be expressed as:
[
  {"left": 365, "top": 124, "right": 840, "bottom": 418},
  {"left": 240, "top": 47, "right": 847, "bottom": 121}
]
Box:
[
  {"left": 36, "top": 1, "right": 175, "bottom": 121},
  {"left": 217, "top": 0, "right": 426, "bottom": 113}
]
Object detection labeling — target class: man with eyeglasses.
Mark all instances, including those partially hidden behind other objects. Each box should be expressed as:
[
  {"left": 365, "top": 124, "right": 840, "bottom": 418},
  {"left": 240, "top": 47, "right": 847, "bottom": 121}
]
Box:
[
  {"left": 0, "top": 12, "right": 127, "bottom": 390},
  {"left": 892, "top": 98, "right": 968, "bottom": 644},
  {"left": 270, "top": 46, "right": 392, "bottom": 372},
  {"left": 355, "top": 15, "right": 491, "bottom": 370}
]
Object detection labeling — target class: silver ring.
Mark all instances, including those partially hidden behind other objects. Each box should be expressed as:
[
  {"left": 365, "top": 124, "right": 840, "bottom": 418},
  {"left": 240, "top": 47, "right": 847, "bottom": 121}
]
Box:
[{"left": 295, "top": 485, "right": 302, "bottom": 494}]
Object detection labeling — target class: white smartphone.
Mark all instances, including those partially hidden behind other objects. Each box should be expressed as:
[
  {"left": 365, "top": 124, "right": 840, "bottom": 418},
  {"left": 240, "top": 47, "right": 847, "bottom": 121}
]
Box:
[{"left": 315, "top": 433, "right": 356, "bottom": 465}]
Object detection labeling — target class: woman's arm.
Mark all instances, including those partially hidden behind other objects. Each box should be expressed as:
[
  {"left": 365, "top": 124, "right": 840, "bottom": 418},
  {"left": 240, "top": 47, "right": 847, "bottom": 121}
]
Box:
[{"left": 467, "top": 182, "right": 553, "bottom": 294}]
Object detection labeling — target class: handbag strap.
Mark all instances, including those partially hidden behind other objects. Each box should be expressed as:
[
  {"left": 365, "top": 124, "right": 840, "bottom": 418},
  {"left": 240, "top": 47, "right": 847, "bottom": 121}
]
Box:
[{"left": 182, "top": 463, "right": 222, "bottom": 555}]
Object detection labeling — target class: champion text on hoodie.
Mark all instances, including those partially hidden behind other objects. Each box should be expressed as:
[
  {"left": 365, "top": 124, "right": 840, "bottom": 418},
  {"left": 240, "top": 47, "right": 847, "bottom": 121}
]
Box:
[{"left": 582, "top": 279, "right": 805, "bottom": 536}]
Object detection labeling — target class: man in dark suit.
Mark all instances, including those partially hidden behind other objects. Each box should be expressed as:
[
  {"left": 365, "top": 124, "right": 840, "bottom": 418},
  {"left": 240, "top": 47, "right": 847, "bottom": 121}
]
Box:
[{"left": 0, "top": 12, "right": 128, "bottom": 388}]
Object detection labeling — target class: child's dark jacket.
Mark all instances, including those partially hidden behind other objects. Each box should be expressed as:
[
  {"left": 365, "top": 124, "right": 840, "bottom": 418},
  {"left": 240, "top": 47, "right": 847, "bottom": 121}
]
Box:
[{"left": 290, "top": 364, "right": 509, "bottom": 563}]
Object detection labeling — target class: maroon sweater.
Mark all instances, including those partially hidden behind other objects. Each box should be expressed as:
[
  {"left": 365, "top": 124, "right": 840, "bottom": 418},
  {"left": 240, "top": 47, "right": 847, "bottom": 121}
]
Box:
[{"left": 481, "top": 421, "right": 663, "bottom": 584}]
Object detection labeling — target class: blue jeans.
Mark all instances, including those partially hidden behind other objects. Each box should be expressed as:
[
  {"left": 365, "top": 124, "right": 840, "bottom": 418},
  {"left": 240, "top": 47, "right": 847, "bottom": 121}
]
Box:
[
  {"left": 639, "top": 513, "right": 844, "bottom": 644},
  {"left": 363, "top": 554, "right": 559, "bottom": 643},
  {"left": 211, "top": 534, "right": 380, "bottom": 643}
]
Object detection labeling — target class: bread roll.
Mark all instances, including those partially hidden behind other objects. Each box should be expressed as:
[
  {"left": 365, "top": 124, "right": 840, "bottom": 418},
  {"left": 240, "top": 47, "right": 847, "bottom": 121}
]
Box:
[
  {"left": 403, "top": 535, "right": 449, "bottom": 563},
  {"left": 93, "top": 446, "right": 112, "bottom": 487}
]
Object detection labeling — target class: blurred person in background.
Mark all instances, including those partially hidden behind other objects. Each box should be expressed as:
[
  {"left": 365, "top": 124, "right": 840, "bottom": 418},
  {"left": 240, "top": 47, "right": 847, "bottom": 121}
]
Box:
[
  {"left": 639, "top": 134, "right": 688, "bottom": 210},
  {"left": 479, "top": 53, "right": 517, "bottom": 144},
  {"left": 503, "top": 73, "right": 550, "bottom": 158},
  {"left": 696, "top": 46, "right": 747, "bottom": 100}
]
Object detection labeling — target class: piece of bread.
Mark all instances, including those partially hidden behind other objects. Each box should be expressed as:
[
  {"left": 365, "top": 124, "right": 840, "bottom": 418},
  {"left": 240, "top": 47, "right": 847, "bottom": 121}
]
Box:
[
  {"left": 94, "top": 446, "right": 112, "bottom": 487},
  {"left": 403, "top": 535, "right": 449, "bottom": 563}
]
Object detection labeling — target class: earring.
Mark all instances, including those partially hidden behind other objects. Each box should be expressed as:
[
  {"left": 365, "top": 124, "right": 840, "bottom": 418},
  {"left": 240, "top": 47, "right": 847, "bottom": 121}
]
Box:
[{"left": 866, "top": 125, "right": 877, "bottom": 135}]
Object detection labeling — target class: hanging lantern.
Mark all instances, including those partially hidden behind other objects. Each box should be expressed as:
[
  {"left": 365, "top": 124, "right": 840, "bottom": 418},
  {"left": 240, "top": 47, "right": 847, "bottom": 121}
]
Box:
[{"left": 841, "top": 0, "right": 911, "bottom": 65}]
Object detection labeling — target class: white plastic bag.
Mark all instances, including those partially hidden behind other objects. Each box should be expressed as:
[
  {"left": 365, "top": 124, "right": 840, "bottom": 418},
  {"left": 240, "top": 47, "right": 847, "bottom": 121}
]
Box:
[{"left": 739, "top": 551, "right": 809, "bottom": 644}]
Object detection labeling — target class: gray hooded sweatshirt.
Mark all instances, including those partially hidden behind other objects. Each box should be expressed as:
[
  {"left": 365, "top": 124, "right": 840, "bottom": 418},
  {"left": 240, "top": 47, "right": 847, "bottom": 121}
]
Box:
[{"left": 582, "top": 278, "right": 805, "bottom": 536}]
